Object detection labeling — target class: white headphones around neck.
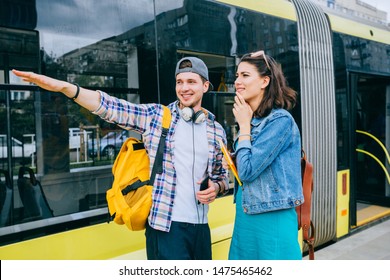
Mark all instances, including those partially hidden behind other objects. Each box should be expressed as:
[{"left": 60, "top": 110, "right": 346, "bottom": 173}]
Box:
[{"left": 180, "top": 107, "right": 206, "bottom": 124}]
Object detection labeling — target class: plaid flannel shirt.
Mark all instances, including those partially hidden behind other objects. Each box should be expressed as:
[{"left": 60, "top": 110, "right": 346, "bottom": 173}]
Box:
[{"left": 92, "top": 91, "right": 228, "bottom": 232}]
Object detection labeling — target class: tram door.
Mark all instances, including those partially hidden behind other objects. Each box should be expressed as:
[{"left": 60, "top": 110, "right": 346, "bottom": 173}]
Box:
[{"left": 353, "top": 74, "right": 390, "bottom": 207}]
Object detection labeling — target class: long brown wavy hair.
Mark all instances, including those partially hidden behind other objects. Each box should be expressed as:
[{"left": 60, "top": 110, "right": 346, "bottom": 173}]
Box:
[{"left": 239, "top": 51, "right": 297, "bottom": 117}]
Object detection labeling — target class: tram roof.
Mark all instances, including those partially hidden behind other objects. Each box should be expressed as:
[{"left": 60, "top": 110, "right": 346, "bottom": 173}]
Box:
[{"left": 216, "top": 0, "right": 390, "bottom": 44}]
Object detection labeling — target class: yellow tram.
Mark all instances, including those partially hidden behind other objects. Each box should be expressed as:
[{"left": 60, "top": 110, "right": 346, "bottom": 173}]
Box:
[{"left": 1, "top": 0, "right": 389, "bottom": 259}]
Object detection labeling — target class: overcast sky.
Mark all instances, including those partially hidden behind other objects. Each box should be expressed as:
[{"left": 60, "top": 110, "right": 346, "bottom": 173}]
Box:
[{"left": 360, "top": 0, "right": 390, "bottom": 20}]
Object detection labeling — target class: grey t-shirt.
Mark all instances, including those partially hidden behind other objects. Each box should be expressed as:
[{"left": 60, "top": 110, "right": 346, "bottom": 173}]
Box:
[{"left": 171, "top": 117, "right": 209, "bottom": 224}]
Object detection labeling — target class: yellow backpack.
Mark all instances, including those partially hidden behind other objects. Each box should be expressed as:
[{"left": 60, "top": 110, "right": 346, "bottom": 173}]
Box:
[{"left": 106, "top": 106, "right": 171, "bottom": 231}]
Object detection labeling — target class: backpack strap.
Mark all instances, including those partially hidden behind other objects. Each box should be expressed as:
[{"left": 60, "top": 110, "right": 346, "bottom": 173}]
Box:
[
  {"left": 161, "top": 105, "right": 171, "bottom": 130},
  {"left": 150, "top": 105, "right": 171, "bottom": 184},
  {"left": 121, "top": 106, "right": 171, "bottom": 196}
]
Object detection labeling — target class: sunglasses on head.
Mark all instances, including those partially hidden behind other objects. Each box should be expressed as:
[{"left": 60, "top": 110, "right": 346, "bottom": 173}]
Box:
[{"left": 242, "top": 50, "right": 270, "bottom": 70}]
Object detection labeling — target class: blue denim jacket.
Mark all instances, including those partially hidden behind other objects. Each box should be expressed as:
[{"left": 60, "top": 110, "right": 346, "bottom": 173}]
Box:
[{"left": 234, "top": 108, "right": 304, "bottom": 214}]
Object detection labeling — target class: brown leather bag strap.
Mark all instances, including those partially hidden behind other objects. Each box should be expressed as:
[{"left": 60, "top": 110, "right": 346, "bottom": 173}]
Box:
[
  {"left": 300, "top": 150, "right": 315, "bottom": 260},
  {"left": 301, "top": 152, "right": 313, "bottom": 241},
  {"left": 304, "top": 221, "right": 315, "bottom": 260}
]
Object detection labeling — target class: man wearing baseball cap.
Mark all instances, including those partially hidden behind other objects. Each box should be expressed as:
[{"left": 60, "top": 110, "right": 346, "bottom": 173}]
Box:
[{"left": 12, "top": 56, "right": 228, "bottom": 260}]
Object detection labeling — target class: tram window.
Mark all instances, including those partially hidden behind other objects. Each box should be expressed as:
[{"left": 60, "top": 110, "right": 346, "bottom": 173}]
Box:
[
  {"left": 336, "top": 90, "right": 350, "bottom": 169},
  {"left": 274, "top": 21, "right": 280, "bottom": 32}
]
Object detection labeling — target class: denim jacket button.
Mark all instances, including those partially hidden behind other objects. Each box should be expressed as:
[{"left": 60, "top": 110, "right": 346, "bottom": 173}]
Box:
[
  {"left": 243, "top": 207, "right": 248, "bottom": 213},
  {"left": 295, "top": 200, "right": 300, "bottom": 205}
]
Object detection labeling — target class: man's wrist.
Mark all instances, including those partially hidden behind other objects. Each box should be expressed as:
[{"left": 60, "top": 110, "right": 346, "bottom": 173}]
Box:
[{"left": 70, "top": 83, "right": 80, "bottom": 101}]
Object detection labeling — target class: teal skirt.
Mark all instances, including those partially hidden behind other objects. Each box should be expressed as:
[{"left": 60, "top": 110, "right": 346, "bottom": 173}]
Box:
[{"left": 228, "top": 187, "right": 302, "bottom": 260}]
